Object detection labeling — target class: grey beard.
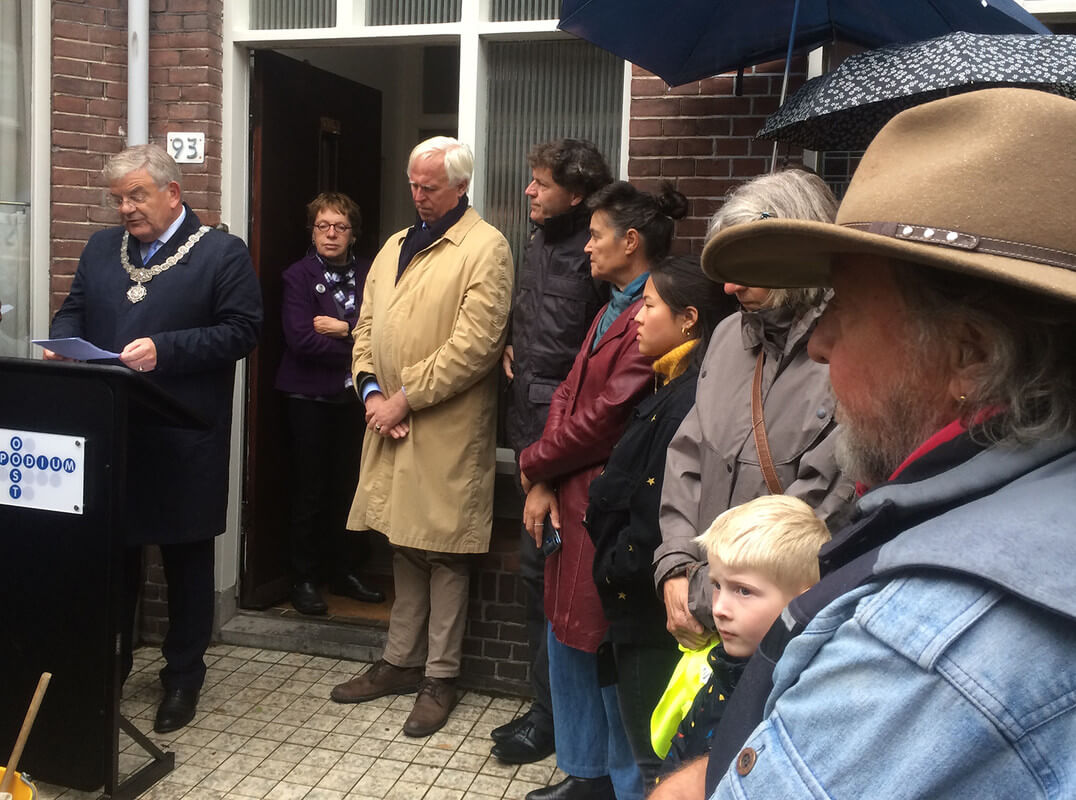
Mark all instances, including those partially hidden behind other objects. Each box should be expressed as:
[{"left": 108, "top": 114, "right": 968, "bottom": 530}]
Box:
[{"left": 833, "top": 396, "right": 948, "bottom": 488}]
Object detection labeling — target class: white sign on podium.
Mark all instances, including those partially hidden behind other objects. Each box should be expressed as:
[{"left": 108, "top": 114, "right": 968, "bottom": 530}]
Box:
[{"left": 0, "top": 428, "right": 86, "bottom": 515}]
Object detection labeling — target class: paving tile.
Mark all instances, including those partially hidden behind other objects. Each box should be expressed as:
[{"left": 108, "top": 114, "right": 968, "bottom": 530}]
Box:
[
  {"left": 232, "top": 775, "right": 279, "bottom": 798},
  {"left": 384, "top": 780, "right": 428, "bottom": 799},
  {"left": 469, "top": 773, "right": 511, "bottom": 797}
]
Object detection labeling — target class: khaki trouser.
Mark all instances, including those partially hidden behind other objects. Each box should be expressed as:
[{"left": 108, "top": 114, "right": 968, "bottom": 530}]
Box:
[{"left": 383, "top": 545, "right": 471, "bottom": 679}]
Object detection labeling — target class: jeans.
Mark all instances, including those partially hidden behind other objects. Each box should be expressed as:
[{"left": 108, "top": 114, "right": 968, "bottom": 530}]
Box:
[
  {"left": 519, "top": 520, "right": 553, "bottom": 732},
  {"left": 614, "top": 642, "right": 682, "bottom": 785},
  {"left": 547, "top": 625, "right": 644, "bottom": 800}
]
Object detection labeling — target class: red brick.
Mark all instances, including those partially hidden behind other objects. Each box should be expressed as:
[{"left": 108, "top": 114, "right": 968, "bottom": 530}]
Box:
[
  {"left": 661, "top": 158, "right": 695, "bottom": 177},
  {"left": 182, "top": 14, "right": 214, "bottom": 31},
  {"left": 730, "top": 158, "right": 769, "bottom": 177},
  {"left": 53, "top": 76, "right": 106, "bottom": 98},
  {"left": 54, "top": 185, "right": 106, "bottom": 206},
  {"left": 676, "top": 217, "right": 708, "bottom": 238},
  {"left": 150, "top": 49, "right": 181, "bottom": 67},
  {"left": 160, "top": 31, "right": 217, "bottom": 49},
  {"left": 696, "top": 158, "right": 731, "bottom": 177},
  {"left": 631, "top": 76, "right": 667, "bottom": 97},
  {"left": 628, "top": 138, "right": 679, "bottom": 157},
  {"left": 699, "top": 76, "right": 735, "bottom": 95},
  {"left": 154, "top": 14, "right": 182, "bottom": 31},
  {"left": 88, "top": 62, "right": 126, "bottom": 83},
  {"left": 751, "top": 96, "right": 782, "bottom": 116},
  {"left": 731, "top": 116, "right": 767, "bottom": 137},
  {"left": 154, "top": 85, "right": 183, "bottom": 101},
  {"left": 88, "top": 207, "right": 119, "bottom": 224},
  {"left": 667, "top": 81, "right": 701, "bottom": 96},
  {"left": 180, "top": 84, "right": 220, "bottom": 103},
  {"left": 104, "top": 81, "right": 128, "bottom": 99},
  {"left": 54, "top": 4, "right": 107, "bottom": 25},
  {"left": 53, "top": 57, "right": 90, "bottom": 78},
  {"left": 87, "top": 99, "right": 125, "bottom": 118},
  {"left": 53, "top": 21, "right": 91, "bottom": 42},
  {"left": 715, "top": 137, "right": 752, "bottom": 157},
  {"left": 740, "top": 75, "right": 774, "bottom": 95},
  {"left": 52, "top": 150, "right": 106, "bottom": 170},
  {"left": 677, "top": 177, "right": 732, "bottom": 196},
  {"left": 180, "top": 48, "right": 222, "bottom": 68},
  {"left": 628, "top": 158, "right": 661, "bottom": 178},
  {"left": 53, "top": 39, "right": 106, "bottom": 62},
  {"left": 167, "top": 0, "right": 209, "bottom": 11},
  {"left": 53, "top": 112, "right": 105, "bottom": 134},
  {"left": 696, "top": 117, "right": 732, "bottom": 136},
  {"left": 631, "top": 97, "right": 681, "bottom": 117},
  {"left": 678, "top": 138, "right": 713, "bottom": 156},
  {"left": 53, "top": 94, "right": 89, "bottom": 114},
  {"left": 50, "top": 220, "right": 102, "bottom": 241},
  {"left": 662, "top": 118, "right": 696, "bottom": 136},
  {"left": 52, "top": 203, "right": 92, "bottom": 222}
]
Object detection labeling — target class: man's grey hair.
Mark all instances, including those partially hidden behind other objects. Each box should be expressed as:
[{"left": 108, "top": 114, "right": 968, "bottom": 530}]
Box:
[
  {"left": 898, "top": 264, "right": 1076, "bottom": 443},
  {"left": 407, "top": 137, "right": 474, "bottom": 188},
  {"left": 103, "top": 143, "right": 182, "bottom": 188},
  {"left": 706, "top": 169, "right": 837, "bottom": 313}
]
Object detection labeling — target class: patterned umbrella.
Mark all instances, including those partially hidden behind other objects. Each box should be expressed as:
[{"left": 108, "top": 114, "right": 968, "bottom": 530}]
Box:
[{"left": 757, "top": 32, "right": 1076, "bottom": 151}]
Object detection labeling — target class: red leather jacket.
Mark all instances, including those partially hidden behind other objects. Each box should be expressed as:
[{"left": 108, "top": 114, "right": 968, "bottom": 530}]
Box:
[{"left": 519, "top": 298, "right": 653, "bottom": 652}]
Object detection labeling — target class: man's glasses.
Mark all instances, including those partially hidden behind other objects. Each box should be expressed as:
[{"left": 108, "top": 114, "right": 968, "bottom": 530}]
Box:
[
  {"left": 314, "top": 222, "right": 352, "bottom": 233},
  {"left": 106, "top": 189, "right": 151, "bottom": 209}
]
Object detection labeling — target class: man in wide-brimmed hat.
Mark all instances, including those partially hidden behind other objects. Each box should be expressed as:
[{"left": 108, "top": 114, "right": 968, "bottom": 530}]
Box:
[{"left": 654, "top": 87, "right": 1076, "bottom": 798}]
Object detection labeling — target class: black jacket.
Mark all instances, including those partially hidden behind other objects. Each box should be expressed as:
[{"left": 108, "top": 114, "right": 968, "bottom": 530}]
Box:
[
  {"left": 505, "top": 207, "right": 607, "bottom": 452},
  {"left": 50, "top": 205, "right": 263, "bottom": 544},
  {"left": 585, "top": 366, "right": 699, "bottom": 645}
]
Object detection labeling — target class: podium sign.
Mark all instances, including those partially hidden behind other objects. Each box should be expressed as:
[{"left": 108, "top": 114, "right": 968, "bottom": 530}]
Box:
[
  {"left": 0, "top": 358, "right": 202, "bottom": 798},
  {"left": 0, "top": 428, "right": 86, "bottom": 514}
]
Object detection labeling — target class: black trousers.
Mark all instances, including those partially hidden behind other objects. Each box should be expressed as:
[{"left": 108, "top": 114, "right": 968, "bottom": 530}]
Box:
[
  {"left": 519, "top": 520, "right": 554, "bottom": 732},
  {"left": 122, "top": 538, "right": 215, "bottom": 691},
  {"left": 284, "top": 394, "right": 365, "bottom": 582},
  {"left": 614, "top": 641, "right": 682, "bottom": 785}
]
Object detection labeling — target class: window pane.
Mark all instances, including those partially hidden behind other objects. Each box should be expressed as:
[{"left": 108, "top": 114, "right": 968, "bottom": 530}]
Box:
[
  {"left": 490, "top": 0, "right": 560, "bottom": 22},
  {"left": 485, "top": 39, "right": 622, "bottom": 272},
  {"left": 368, "top": 0, "right": 462, "bottom": 25},
  {"left": 250, "top": 0, "right": 336, "bottom": 30},
  {"left": 0, "top": 0, "right": 31, "bottom": 357}
]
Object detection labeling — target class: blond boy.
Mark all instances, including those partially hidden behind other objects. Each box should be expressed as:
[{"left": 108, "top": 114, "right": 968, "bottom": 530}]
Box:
[{"left": 659, "top": 495, "right": 829, "bottom": 773}]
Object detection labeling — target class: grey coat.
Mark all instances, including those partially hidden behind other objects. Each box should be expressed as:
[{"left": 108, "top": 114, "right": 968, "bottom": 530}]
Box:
[{"left": 654, "top": 302, "right": 855, "bottom": 628}]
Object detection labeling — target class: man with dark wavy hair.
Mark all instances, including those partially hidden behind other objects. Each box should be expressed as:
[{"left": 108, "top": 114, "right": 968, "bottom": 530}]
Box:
[{"left": 493, "top": 138, "right": 612, "bottom": 764}]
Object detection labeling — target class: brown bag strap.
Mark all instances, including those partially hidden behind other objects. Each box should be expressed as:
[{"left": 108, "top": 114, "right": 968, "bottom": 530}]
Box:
[{"left": 751, "top": 349, "right": 784, "bottom": 495}]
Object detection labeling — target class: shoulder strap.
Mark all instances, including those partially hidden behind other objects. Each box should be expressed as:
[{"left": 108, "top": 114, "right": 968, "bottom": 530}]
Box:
[{"left": 751, "top": 350, "right": 784, "bottom": 494}]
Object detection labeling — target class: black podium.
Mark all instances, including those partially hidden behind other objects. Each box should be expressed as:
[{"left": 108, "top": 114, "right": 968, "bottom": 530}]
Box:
[{"left": 0, "top": 358, "right": 205, "bottom": 798}]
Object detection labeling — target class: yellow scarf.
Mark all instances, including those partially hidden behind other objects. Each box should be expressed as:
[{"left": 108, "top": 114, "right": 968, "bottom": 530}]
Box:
[{"left": 653, "top": 339, "right": 698, "bottom": 388}]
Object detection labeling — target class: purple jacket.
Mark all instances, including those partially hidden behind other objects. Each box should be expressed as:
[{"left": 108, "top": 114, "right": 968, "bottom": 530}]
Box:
[{"left": 275, "top": 251, "right": 370, "bottom": 397}]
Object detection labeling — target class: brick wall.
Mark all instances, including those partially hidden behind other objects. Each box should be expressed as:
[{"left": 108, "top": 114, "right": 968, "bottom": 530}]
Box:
[
  {"left": 627, "top": 58, "right": 807, "bottom": 256},
  {"left": 49, "top": 0, "right": 225, "bottom": 313}
]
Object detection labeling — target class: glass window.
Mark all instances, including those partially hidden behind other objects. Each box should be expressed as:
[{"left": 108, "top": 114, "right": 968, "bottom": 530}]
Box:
[
  {"left": 484, "top": 39, "right": 623, "bottom": 270},
  {"left": 490, "top": 0, "right": 560, "bottom": 22},
  {"left": 0, "top": 0, "right": 31, "bottom": 357},
  {"left": 250, "top": 0, "right": 336, "bottom": 30},
  {"left": 368, "top": 0, "right": 462, "bottom": 25}
]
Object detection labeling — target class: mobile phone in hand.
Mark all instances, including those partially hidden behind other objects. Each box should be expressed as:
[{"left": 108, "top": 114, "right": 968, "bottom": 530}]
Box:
[{"left": 541, "top": 516, "right": 562, "bottom": 557}]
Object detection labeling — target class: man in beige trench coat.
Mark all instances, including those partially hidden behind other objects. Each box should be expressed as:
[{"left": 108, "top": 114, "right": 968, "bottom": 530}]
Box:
[{"left": 331, "top": 137, "right": 514, "bottom": 737}]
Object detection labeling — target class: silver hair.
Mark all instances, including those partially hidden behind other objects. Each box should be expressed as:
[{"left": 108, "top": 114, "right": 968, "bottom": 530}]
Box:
[
  {"left": 897, "top": 263, "right": 1076, "bottom": 444},
  {"left": 706, "top": 169, "right": 837, "bottom": 312},
  {"left": 407, "top": 136, "right": 474, "bottom": 188},
  {"left": 103, "top": 143, "right": 182, "bottom": 188}
]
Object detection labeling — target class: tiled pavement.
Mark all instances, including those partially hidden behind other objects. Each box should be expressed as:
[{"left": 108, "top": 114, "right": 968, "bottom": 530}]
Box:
[{"left": 35, "top": 645, "right": 562, "bottom": 800}]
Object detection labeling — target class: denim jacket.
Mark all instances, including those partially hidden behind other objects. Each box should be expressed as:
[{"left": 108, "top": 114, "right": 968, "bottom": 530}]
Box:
[{"left": 710, "top": 437, "right": 1076, "bottom": 799}]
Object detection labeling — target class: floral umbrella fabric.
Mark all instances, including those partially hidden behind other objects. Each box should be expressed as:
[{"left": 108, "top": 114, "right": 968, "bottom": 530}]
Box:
[{"left": 757, "top": 32, "right": 1076, "bottom": 151}]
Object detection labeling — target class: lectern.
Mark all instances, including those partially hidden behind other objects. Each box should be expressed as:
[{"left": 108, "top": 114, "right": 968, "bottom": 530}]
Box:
[{"left": 0, "top": 357, "right": 205, "bottom": 798}]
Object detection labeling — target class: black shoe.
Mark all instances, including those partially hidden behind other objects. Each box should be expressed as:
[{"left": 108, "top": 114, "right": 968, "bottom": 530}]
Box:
[
  {"left": 490, "top": 714, "right": 555, "bottom": 764},
  {"left": 291, "top": 580, "right": 328, "bottom": 615},
  {"left": 491, "top": 706, "right": 537, "bottom": 743},
  {"left": 525, "top": 775, "right": 615, "bottom": 800},
  {"left": 154, "top": 687, "right": 199, "bottom": 734},
  {"left": 329, "top": 573, "right": 385, "bottom": 604}
]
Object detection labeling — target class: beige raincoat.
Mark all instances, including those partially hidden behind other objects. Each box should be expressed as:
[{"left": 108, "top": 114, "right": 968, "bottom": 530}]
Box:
[{"left": 348, "top": 207, "right": 513, "bottom": 553}]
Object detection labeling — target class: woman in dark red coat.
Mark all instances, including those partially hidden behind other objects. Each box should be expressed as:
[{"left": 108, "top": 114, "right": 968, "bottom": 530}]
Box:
[
  {"left": 275, "top": 192, "right": 383, "bottom": 615},
  {"left": 518, "top": 182, "right": 686, "bottom": 800}
]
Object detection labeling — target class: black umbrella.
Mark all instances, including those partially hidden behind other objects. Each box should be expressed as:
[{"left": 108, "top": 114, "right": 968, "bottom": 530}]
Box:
[
  {"left": 758, "top": 32, "right": 1076, "bottom": 152},
  {"left": 557, "top": 0, "right": 1050, "bottom": 88}
]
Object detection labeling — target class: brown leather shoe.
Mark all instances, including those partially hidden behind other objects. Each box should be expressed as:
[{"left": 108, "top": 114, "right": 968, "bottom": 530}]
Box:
[
  {"left": 330, "top": 659, "right": 423, "bottom": 704},
  {"left": 402, "top": 676, "right": 458, "bottom": 737}
]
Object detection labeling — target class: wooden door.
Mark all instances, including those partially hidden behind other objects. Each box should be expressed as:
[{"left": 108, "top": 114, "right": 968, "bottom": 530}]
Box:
[{"left": 242, "top": 50, "right": 382, "bottom": 608}]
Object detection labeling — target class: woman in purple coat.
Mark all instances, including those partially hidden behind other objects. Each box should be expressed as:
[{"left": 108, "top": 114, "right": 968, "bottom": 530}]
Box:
[{"left": 275, "top": 192, "right": 384, "bottom": 614}]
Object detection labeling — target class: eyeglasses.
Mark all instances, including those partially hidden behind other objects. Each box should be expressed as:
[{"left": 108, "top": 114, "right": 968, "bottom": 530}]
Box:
[
  {"left": 314, "top": 222, "right": 352, "bottom": 233},
  {"left": 106, "top": 189, "right": 151, "bottom": 209}
]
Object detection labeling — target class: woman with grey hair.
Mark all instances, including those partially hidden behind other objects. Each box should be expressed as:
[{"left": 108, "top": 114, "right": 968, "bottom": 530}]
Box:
[{"left": 653, "top": 170, "right": 855, "bottom": 660}]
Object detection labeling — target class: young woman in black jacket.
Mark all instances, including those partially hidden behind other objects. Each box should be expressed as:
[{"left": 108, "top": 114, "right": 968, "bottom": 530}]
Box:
[{"left": 585, "top": 255, "right": 737, "bottom": 784}]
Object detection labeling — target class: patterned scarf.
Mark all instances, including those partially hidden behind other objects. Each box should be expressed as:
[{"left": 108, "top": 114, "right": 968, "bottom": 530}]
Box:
[{"left": 316, "top": 254, "right": 357, "bottom": 316}]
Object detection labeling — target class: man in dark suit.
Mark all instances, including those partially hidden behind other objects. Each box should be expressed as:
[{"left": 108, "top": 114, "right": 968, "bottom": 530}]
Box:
[{"left": 46, "top": 143, "right": 262, "bottom": 733}]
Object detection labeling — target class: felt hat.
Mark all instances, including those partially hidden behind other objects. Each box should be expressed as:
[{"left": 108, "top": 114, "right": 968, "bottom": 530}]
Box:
[{"left": 701, "top": 88, "right": 1076, "bottom": 303}]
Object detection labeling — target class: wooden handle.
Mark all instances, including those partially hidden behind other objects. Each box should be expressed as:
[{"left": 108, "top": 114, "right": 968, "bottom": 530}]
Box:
[{"left": 0, "top": 673, "right": 52, "bottom": 793}]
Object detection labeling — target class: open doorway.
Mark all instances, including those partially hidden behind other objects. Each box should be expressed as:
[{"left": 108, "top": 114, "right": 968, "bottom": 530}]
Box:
[{"left": 241, "top": 45, "right": 460, "bottom": 622}]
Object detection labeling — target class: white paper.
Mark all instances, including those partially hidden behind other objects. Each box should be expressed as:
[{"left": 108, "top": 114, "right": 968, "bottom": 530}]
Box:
[
  {"left": 0, "top": 304, "right": 13, "bottom": 315},
  {"left": 31, "top": 337, "right": 121, "bottom": 361}
]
